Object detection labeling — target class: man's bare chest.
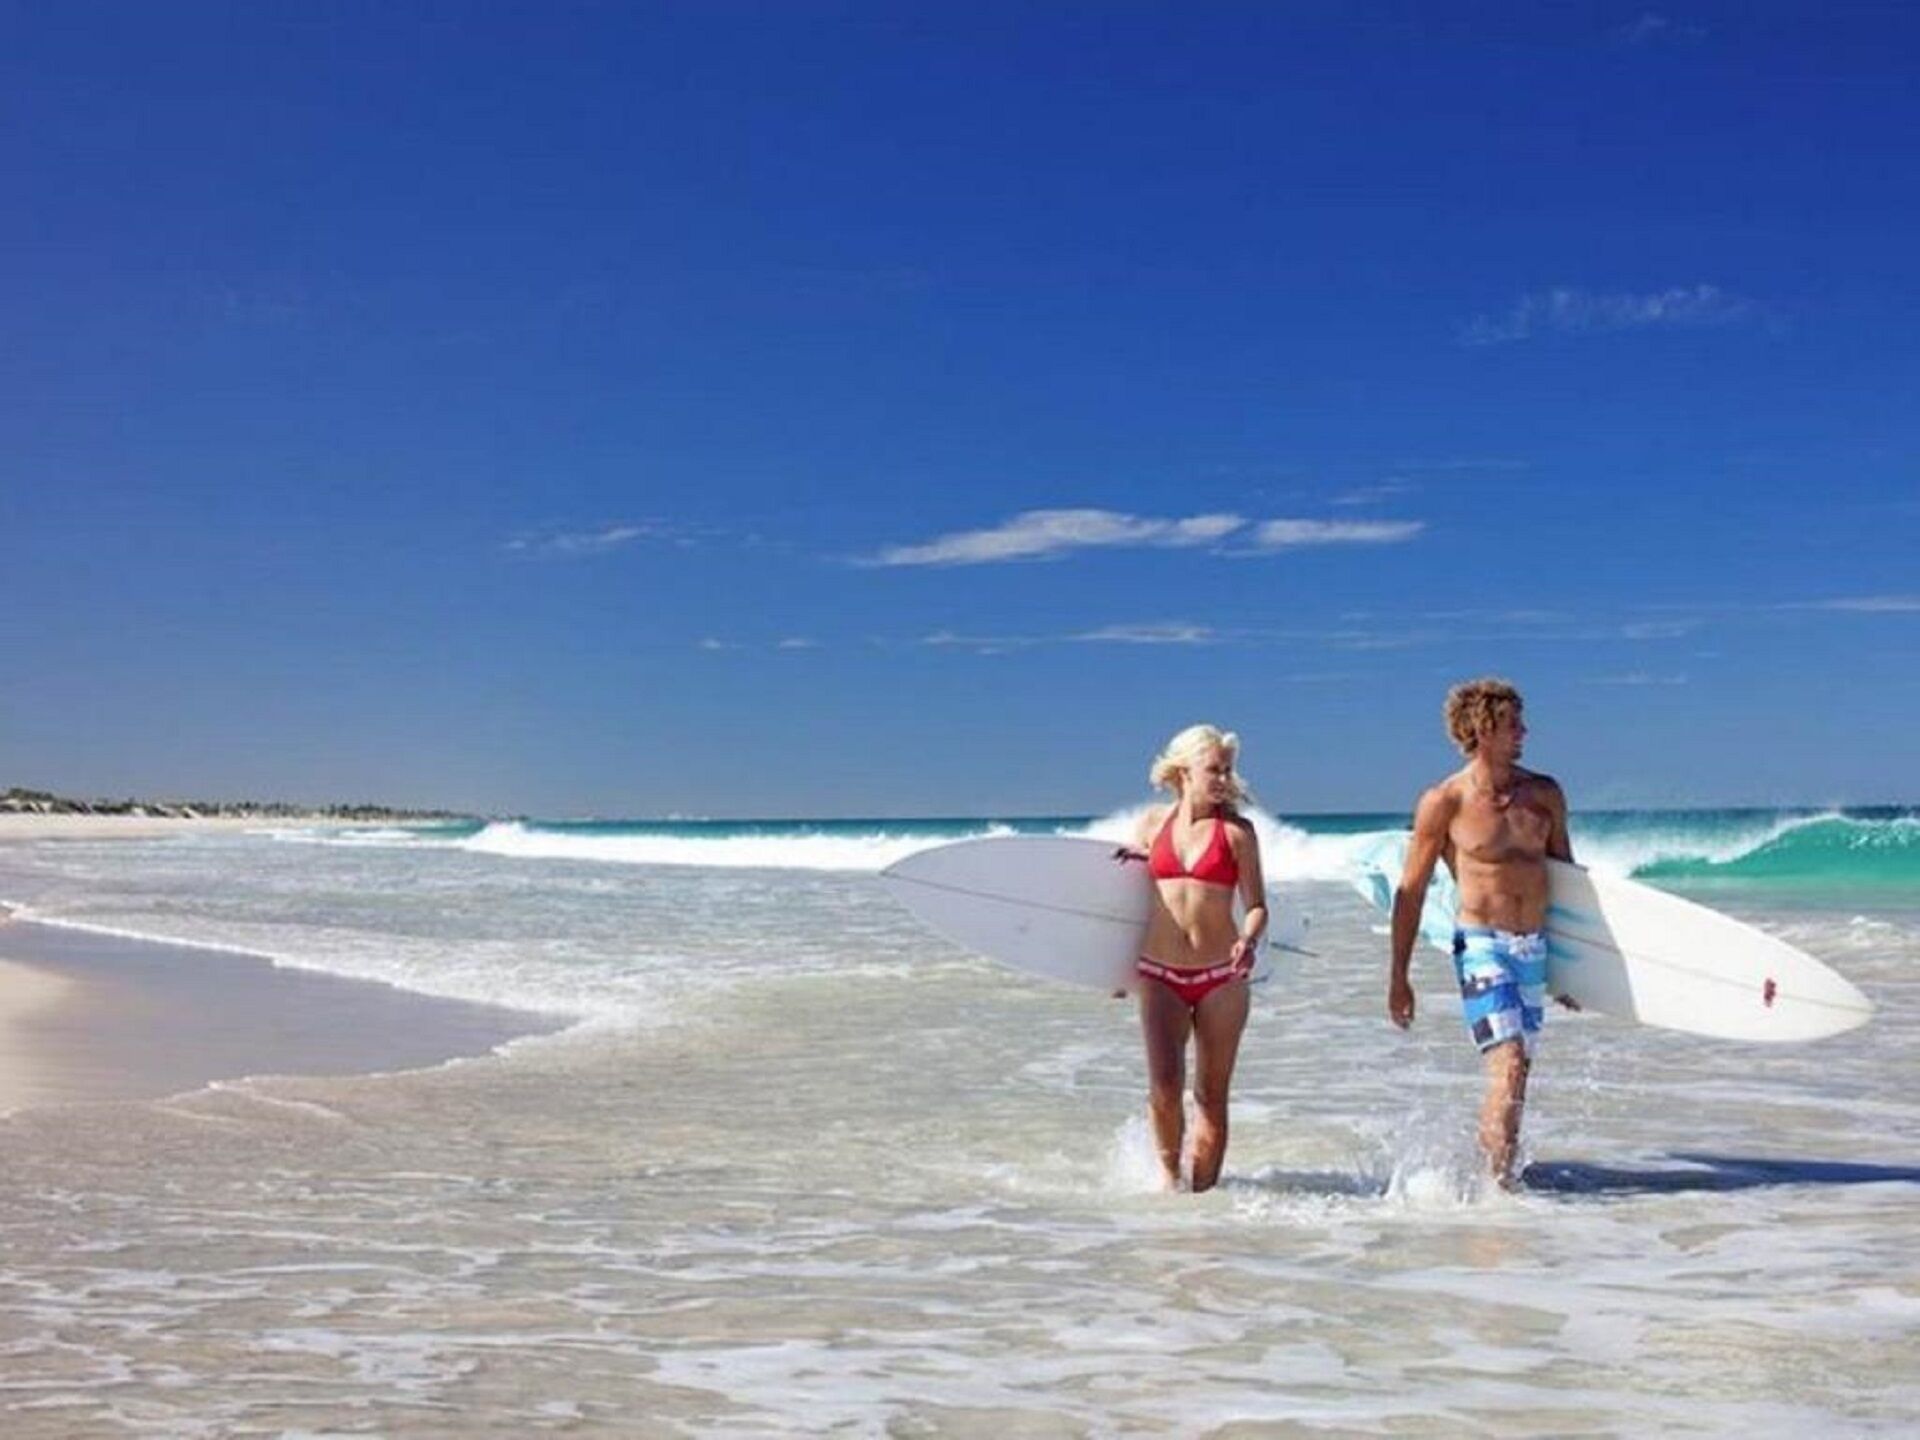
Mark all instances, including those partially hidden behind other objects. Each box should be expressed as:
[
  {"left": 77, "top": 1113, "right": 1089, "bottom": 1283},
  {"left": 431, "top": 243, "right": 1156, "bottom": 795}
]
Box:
[{"left": 1450, "top": 799, "right": 1552, "bottom": 863}]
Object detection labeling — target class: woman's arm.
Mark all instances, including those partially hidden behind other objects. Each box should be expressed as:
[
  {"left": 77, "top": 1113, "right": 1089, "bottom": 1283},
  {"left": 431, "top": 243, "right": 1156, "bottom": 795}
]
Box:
[
  {"left": 1229, "top": 820, "right": 1267, "bottom": 967},
  {"left": 1133, "top": 804, "right": 1167, "bottom": 854}
]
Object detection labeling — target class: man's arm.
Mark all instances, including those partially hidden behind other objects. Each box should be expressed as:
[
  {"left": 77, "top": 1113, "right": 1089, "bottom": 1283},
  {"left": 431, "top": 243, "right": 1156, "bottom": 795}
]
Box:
[
  {"left": 1389, "top": 785, "right": 1453, "bottom": 1029},
  {"left": 1538, "top": 776, "right": 1581, "bottom": 1009},
  {"left": 1542, "top": 778, "right": 1573, "bottom": 863}
]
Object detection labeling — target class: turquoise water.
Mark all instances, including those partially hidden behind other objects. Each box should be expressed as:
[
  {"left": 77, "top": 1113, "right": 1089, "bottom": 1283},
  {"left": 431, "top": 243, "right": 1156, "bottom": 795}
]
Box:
[{"left": 438, "top": 805, "right": 1919, "bottom": 895}]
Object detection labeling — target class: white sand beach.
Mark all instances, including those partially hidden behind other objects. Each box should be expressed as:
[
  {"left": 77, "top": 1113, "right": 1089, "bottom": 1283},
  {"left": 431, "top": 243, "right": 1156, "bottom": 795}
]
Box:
[
  {"left": 0, "top": 818, "right": 557, "bottom": 1114},
  {"left": 0, "top": 918, "right": 561, "bottom": 1114},
  {"left": 0, "top": 956, "right": 81, "bottom": 1113}
]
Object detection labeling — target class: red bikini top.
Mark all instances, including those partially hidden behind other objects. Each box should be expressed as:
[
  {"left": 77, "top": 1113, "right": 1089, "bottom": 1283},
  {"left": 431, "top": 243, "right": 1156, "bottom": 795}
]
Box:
[{"left": 1148, "top": 812, "right": 1240, "bottom": 887}]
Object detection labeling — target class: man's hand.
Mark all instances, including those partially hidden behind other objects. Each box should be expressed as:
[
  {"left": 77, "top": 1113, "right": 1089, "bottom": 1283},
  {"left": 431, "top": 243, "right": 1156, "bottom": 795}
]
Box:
[{"left": 1388, "top": 974, "right": 1416, "bottom": 1029}]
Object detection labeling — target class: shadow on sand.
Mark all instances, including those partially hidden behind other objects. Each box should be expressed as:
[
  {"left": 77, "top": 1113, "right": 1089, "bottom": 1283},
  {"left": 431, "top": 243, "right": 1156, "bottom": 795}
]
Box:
[{"left": 1520, "top": 1153, "right": 1920, "bottom": 1195}]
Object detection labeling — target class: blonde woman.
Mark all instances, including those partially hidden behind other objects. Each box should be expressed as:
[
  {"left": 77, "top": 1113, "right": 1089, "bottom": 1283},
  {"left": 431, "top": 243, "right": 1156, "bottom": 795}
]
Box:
[{"left": 1131, "top": 724, "right": 1268, "bottom": 1191}]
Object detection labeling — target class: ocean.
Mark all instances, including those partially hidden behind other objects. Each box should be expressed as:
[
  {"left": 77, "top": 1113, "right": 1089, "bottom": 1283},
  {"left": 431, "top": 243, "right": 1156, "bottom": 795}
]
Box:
[{"left": 0, "top": 806, "right": 1915, "bottom": 1434}]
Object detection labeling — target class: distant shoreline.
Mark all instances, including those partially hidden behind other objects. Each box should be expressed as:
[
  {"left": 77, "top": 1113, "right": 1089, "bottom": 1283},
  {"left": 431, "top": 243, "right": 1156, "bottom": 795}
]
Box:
[
  {"left": 0, "top": 814, "right": 417, "bottom": 842},
  {"left": 1, "top": 786, "right": 468, "bottom": 824}
]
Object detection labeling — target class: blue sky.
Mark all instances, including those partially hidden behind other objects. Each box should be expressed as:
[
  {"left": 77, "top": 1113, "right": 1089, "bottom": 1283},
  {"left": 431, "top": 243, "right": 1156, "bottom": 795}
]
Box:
[{"left": 2, "top": 3, "right": 1915, "bottom": 816}]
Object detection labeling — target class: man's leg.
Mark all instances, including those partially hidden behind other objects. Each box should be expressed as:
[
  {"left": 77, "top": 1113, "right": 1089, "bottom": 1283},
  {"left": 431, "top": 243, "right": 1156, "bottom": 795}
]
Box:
[
  {"left": 1139, "top": 980, "right": 1193, "bottom": 1188},
  {"left": 1188, "top": 979, "right": 1251, "bottom": 1193},
  {"left": 1478, "top": 1039, "right": 1530, "bottom": 1186}
]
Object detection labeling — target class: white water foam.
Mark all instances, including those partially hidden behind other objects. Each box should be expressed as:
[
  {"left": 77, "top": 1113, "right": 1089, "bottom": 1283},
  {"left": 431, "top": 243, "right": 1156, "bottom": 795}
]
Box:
[
  {"left": 254, "top": 808, "right": 1903, "bottom": 891},
  {"left": 268, "top": 809, "right": 1385, "bottom": 882},
  {"left": 456, "top": 819, "right": 1019, "bottom": 872},
  {"left": 1052, "top": 805, "right": 1378, "bottom": 884}
]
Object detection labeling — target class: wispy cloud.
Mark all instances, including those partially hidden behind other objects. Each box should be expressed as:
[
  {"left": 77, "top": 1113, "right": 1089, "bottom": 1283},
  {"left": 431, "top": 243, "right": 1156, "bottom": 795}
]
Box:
[
  {"left": 1798, "top": 595, "right": 1920, "bottom": 613},
  {"left": 1329, "top": 479, "right": 1417, "bottom": 508},
  {"left": 777, "top": 637, "right": 821, "bottom": 649},
  {"left": 1461, "top": 285, "right": 1754, "bottom": 346},
  {"left": 863, "top": 508, "right": 1430, "bottom": 567},
  {"left": 920, "top": 622, "right": 1219, "bottom": 653},
  {"left": 1612, "top": 12, "right": 1706, "bottom": 46},
  {"left": 1394, "top": 458, "right": 1531, "bottom": 474},
  {"left": 505, "top": 523, "right": 658, "bottom": 558},
  {"left": 1618, "top": 618, "right": 1703, "bottom": 640},
  {"left": 1071, "top": 623, "right": 1216, "bottom": 645},
  {"left": 1585, "top": 672, "right": 1689, "bottom": 686},
  {"left": 1245, "top": 519, "right": 1425, "bottom": 550},
  {"left": 907, "top": 607, "right": 1717, "bottom": 656},
  {"left": 862, "top": 509, "right": 1241, "bottom": 567},
  {"left": 1422, "top": 608, "right": 1572, "bottom": 625}
]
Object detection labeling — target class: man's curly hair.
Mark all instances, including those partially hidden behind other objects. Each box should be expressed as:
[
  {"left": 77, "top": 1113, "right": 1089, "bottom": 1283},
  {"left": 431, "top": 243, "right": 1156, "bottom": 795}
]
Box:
[{"left": 1444, "top": 677, "right": 1523, "bottom": 756}]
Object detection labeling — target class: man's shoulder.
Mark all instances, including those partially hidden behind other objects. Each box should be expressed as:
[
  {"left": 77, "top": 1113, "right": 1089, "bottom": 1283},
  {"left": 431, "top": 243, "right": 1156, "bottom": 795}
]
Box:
[
  {"left": 1413, "top": 775, "right": 1465, "bottom": 826},
  {"left": 1520, "top": 768, "right": 1567, "bottom": 803}
]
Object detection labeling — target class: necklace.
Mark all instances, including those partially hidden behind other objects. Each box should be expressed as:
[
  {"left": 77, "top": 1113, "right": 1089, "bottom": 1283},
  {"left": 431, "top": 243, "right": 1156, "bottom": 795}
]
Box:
[{"left": 1472, "top": 773, "right": 1518, "bottom": 810}]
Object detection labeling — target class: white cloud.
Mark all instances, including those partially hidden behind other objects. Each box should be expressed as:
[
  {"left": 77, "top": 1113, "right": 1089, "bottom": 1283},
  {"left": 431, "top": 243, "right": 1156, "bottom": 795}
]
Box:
[
  {"left": 1618, "top": 618, "right": 1702, "bottom": 640},
  {"left": 919, "top": 621, "right": 1215, "bottom": 652},
  {"left": 1395, "top": 458, "right": 1531, "bottom": 474},
  {"left": 864, "top": 508, "right": 1243, "bottom": 567},
  {"left": 865, "top": 508, "right": 1429, "bottom": 566},
  {"left": 777, "top": 637, "right": 821, "bottom": 649},
  {"left": 1070, "top": 623, "right": 1216, "bottom": 645},
  {"left": 921, "top": 629, "right": 1016, "bottom": 650},
  {"left": 1423, "top": 608, "right": 1571, "bottom": 625},
  {"left": 1461, "top": 285, "right": 1753, "bottom": 346},
  {"left": 1612, "top": 12, "right": 1706, "bottom": 45},
  {"left": 1802, "top": 595, "right": 1920, "bottom": 613},
  {"left": 1329, "top": 479, "right": 1418, "bottom": 507},
  {"left": 1246, "top": 519, "right": 1424, "bottom": 549},
  {"left": 505, "top": 523, "right": 654, "bottom": 557}
]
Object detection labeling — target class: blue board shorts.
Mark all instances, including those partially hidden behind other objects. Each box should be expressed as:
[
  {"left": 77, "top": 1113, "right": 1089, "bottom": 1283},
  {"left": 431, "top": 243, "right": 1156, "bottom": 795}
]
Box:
[{"left": 1452, "top": 927, "right": 1547, "bottom": 1056}]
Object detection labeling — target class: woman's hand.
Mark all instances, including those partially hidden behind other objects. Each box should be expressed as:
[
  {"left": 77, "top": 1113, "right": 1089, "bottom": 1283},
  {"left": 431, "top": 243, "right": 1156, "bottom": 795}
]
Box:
[{"left": 1228, "top": 937, "right": 1257, "bottom": 974}]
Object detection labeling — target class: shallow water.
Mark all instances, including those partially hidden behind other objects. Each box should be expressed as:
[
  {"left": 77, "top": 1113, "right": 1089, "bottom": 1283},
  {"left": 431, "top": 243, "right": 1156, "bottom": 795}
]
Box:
[{"left": 0, "top": 829, "right": 1915, "bottom": 1435}]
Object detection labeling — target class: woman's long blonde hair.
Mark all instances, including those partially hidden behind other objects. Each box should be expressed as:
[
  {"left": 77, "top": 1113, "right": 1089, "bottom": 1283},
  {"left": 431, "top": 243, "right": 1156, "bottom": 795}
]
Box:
[{"left": 1148, "top": 724, "right": 1252, "bottom": 806}]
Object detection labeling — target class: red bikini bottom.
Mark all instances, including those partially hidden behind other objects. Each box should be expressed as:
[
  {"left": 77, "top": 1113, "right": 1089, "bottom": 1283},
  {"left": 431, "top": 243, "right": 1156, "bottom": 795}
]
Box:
[{"left": 1135, "top": 955, "right": 1248, "bottom": 1008}]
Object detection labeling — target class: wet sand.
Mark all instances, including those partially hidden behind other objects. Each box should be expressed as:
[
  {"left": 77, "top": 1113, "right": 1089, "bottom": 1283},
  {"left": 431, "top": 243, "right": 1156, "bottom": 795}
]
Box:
[{"left": 0, "top": 917, "right": 564, "bottom": 1113}]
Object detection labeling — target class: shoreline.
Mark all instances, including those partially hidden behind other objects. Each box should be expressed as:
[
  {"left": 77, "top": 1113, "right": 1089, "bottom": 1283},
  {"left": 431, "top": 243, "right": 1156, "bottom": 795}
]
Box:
[
  {"left": 0, "top": 813, "right": 439, "bottom": 842},
  {"left": 0, "top": 915, "right": 566, "bottom": 1116}
]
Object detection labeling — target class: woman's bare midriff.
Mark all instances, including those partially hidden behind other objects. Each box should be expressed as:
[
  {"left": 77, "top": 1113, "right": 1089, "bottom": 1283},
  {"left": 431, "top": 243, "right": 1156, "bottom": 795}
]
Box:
[{"left": 1141, "top": 880, "right": 1240, "bottom": 968}]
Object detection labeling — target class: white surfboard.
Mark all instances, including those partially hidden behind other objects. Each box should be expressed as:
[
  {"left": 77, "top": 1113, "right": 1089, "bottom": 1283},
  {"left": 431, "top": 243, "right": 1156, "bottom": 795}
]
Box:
[
  {"left": 1352, "top": 832, "right": 1872, "bottom": 1042},
  {"left": 880, "top": 836, "right": 1308, "bottom": 993}
]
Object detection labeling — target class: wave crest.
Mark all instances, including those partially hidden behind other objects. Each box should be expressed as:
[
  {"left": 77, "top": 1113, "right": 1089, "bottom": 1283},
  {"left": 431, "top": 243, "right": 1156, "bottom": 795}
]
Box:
[
  {"left": 1632, "top": 813, "right": 1919, "bottom": 887},
  {"left": 456, "top": 820, "right": 1020, "bottom": 872},
  {"left": 261, "top": 807, "right": 1918, "bottom": 889}
]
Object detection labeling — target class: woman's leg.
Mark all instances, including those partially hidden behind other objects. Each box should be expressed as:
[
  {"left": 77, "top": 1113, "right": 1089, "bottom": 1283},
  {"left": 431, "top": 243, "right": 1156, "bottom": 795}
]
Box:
[
  {"left": 1188, "top": 978, "right": 1251, "bottom": 1192},
  {"left": 1139, "top": 978, "right": 1193, "bottom": 1189}
]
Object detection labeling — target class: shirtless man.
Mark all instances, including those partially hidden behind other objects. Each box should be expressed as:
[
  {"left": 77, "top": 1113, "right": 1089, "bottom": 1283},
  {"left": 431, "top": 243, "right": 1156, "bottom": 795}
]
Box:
[{"left": 1388, "top": 678, "right": 1573, "bottom": 1186}]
